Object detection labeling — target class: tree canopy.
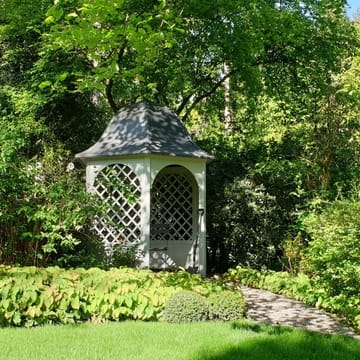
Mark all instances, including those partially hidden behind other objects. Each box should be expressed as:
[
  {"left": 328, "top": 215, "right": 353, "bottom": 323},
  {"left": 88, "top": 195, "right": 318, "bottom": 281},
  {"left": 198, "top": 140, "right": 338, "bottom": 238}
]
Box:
[{"left": 26, "top": 0, "right": 356, "bottom": 115}]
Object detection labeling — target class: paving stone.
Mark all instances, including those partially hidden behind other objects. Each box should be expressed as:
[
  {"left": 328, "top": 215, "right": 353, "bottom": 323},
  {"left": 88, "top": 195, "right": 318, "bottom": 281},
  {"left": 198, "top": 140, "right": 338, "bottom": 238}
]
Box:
[{"left": 241, "top": 286, "right": 360, "bottom": 340}]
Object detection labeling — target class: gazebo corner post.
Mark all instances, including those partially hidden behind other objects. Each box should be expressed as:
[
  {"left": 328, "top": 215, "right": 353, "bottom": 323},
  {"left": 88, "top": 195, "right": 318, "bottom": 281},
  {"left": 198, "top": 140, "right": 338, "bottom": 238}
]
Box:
[
  {"left": 197, "top": 164, "right": 207, "bottom": 277},
  {"left": 138, "top": 159, "right": 151, "bottom": 269},
  {"left": 198, "top": 217, "right": 207, "bottom": 277},
  {"left": 85, "top": 162, "right": 97, "bottom": 193}
]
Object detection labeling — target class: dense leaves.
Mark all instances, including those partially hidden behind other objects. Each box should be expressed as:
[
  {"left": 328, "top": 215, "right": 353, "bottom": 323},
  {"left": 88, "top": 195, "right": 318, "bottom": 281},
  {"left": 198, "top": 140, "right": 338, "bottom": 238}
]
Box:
[
  {"left": 0, "top": 0, "right": 360, "bottom": 280},
  {"left": 162, "top": 290, "right": 209, "bottom": 324},
  {"left": 0, "top": 142, "right": 100, "bottom": 266},
  {"left": 301, "top": 201, "right": 360, "bottom": 327},
  {"left": 0, "top": 267, "right": 224, "bottom": 327},
  {"left": 207, "top": 290, "right": 246, "bottom": 322},
  {"left": 35, "top": 0, "right": 356, "bottom": 118}
]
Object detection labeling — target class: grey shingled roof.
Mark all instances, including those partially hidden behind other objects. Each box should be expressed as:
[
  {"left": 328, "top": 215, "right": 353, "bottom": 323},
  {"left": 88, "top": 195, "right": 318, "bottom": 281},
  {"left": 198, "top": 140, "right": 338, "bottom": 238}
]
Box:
[{"left": 76, "top": 102, "right": 213, "bottom": 161}]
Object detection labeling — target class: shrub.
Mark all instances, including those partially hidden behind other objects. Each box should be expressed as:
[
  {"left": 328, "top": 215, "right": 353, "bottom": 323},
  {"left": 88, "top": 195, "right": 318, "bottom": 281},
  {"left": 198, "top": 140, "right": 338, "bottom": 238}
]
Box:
[
  {"left": 165, "top": 269, "right": 222, "bottom": 296},
  {"left": 107, "top": 244, "right": 142, "bottom": 268},
  {"left": 208, "top": 290, "right": 246, "bottom": 321},
  {"left": 302, "top": 200, "right": 360, "bottom": 297},
  {"left": 301, "top": 200, "right": 360, "bottom": 330},
  {"left": 0, "top": 142, "right": 101, "bottom": 267},
  {"left": 224, "top": 265, "right": 315, "bottom": 304},
  {"left": 162, "top": 290, "right": 208, "bottom": 323},
  {"left": 207, "top": 174, "right": 283, "bottom": 273}
]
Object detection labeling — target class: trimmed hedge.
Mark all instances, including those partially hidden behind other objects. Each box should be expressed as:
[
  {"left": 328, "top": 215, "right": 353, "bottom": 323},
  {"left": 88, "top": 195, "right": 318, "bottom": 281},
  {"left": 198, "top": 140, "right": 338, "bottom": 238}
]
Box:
[
  {"left": 162, "top": 290, "right": 209, "bottom": 323},
  {"left": 208, "top": 290, "right": 246, "bottom": 321},
  {"left": 162, "top": 289, "right": 247, "bottom": 324}
]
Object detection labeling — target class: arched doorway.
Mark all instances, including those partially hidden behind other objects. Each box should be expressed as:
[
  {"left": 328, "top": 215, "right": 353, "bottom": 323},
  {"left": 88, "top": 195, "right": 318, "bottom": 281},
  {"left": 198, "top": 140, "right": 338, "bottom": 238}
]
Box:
[{"left": 150, "top": 165, "right": 198, "bottom": 270}]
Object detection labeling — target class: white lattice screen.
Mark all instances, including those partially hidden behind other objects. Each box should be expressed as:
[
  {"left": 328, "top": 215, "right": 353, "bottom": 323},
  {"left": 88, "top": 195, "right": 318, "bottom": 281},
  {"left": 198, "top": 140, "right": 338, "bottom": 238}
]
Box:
[
  {"left": 93, "top": 164, "right": 141, "bottom": 254},
  {"left": 150, "top": 172, "right": 193, "bottom": 242}
]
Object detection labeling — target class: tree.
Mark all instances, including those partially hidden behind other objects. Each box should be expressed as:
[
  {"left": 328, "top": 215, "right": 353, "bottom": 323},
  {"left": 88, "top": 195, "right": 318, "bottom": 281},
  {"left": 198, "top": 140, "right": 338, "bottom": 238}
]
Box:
[
  {"left": 39, "top": 0, "right": 356, "bottom": 120},
  {"left": 0, "top": 0, "right": 104, "bottom": 265}
]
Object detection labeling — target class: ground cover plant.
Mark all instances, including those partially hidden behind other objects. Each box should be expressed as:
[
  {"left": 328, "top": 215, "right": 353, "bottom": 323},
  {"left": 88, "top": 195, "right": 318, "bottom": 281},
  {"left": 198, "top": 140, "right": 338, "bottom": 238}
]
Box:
[
  {"left": 0, "top": 320, "right": 359, "bottom": 360},
  {"left": 0, "top": 266, "right": 228, "bottom": 327}
]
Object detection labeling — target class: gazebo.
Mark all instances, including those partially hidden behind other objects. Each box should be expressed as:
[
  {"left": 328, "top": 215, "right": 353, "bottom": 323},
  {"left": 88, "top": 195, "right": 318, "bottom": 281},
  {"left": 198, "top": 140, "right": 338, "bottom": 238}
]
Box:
[{"left": 76, "top": 102, "right": 213, "bottom": 276}]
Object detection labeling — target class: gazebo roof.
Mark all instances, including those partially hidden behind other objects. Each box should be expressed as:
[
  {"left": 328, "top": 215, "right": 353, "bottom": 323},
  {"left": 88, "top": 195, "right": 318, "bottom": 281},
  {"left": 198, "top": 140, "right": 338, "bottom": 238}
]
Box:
[{"left": 76, "top": 102, "right": 213, "bottom": 161}]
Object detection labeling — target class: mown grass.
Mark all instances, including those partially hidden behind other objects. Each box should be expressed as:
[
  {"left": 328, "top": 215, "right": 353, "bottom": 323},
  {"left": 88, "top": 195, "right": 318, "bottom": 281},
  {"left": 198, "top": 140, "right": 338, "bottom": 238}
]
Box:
[{"left": 0, "top": 320, "right": 359, "bottom": 360}]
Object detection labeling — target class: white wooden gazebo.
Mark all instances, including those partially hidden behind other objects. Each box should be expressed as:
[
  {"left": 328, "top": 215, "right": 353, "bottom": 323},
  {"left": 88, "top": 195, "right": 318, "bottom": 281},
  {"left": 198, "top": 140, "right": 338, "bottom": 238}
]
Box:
[{"left": 76, "top": 102, "right": 213, "bottom": 276}]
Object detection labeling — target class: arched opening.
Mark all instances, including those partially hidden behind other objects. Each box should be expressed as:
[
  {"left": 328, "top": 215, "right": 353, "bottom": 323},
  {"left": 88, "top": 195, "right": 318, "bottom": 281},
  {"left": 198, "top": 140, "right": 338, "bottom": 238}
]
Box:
[{"left": 150, "top": 165, "right": 199, "bottom": 270}]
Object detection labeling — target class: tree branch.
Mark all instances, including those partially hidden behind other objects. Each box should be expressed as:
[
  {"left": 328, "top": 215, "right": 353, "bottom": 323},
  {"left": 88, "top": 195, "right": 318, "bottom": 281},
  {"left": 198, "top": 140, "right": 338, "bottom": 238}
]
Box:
[
  {"left": 105, "top": 41, "right": 129, "bottom": 114},
  {"left": 181, "top": 68, "right": 238, "bottom": 122},
  {"left": 105, "top": 78, "right": 118, "bottom": 114}
]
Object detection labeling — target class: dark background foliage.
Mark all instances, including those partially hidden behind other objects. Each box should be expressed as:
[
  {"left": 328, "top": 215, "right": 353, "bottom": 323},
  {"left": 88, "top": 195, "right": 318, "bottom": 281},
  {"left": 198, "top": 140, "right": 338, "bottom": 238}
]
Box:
[{"left": 0, "top": 0, "right": 359, "bottom": 276}]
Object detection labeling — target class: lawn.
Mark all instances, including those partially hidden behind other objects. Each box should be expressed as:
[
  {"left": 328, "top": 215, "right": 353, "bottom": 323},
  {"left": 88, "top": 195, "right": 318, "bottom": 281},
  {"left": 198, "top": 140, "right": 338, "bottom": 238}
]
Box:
[{"left": 0, "top": 320, "right": 359, "bottom": 360}]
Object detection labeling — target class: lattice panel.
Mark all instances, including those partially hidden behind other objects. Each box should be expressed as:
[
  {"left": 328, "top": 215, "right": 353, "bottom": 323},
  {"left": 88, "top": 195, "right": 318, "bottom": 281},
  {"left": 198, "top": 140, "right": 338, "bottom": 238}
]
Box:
[
  {"left": 151, "top": 173, "right": 193, "bottom": 241},
  {"left": 93, "top": 164, "right": 141, "bottom": 253},
  {"left": 149, "top": 248, "right": 176, "bottom": 269}
]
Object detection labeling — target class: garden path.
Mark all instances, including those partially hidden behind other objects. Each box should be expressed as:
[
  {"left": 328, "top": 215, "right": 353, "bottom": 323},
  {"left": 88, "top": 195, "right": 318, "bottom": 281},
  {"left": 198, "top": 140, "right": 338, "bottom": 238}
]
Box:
[{"left": 241, "top": 286, "right": 360, "bottom": 340}]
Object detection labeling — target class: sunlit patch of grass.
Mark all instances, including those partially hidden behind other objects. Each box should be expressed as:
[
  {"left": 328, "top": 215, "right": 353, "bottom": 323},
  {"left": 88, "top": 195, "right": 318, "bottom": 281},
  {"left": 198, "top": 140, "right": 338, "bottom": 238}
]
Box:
[{"left": 0, "top": 320, "right": 359, "bottom": 360}]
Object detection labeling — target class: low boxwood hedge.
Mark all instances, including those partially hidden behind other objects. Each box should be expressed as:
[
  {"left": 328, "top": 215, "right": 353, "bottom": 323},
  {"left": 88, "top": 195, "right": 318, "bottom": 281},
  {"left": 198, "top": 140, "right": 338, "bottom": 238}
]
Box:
[{"left": 162, "top": 290, "right": 209, "bottom": 323}]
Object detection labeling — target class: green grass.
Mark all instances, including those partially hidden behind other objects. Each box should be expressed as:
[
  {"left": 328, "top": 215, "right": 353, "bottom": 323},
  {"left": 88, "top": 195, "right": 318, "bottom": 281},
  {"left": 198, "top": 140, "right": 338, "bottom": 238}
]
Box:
[{"left": 0, "top": 321, "right": 359, "bottom": 360}]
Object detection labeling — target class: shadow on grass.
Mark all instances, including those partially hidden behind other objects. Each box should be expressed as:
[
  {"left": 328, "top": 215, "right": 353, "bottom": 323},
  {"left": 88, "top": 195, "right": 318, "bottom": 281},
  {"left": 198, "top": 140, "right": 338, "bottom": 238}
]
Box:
[
  {"left": 230, "top": 320, "right": 295, "bottom": 335},
  {"left": 195, "top": 321, "right": 360, "bottom": 360}
]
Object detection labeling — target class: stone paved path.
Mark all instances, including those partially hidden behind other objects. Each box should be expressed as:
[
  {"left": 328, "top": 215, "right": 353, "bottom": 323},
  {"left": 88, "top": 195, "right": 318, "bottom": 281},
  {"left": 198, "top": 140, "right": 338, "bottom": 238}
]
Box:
[{"left": 241, "top": 286, "right": 360, "bottom": 339}]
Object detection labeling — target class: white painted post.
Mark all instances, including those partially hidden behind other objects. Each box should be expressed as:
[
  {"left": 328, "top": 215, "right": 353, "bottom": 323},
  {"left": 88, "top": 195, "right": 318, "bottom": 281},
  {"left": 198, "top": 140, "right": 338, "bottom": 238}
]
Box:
[
  {"left": 139, "top": 158, "right": 151, "bottom": 268},
  {"left": 197, "top": 163, "right": 207, "bottom": 277}
]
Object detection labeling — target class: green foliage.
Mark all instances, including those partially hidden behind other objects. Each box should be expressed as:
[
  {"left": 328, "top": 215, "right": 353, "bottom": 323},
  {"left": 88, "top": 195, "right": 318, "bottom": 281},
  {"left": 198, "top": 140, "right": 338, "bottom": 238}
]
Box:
[
  {"left": 301, "top": 200, "right": 360, "bottom": 330},
  {"left": 1, "top": 0, "right": 360, "bottom": 278},
  {"left": 162, "top": 290, "right": 208, "bottom": 324},
  {"left": 225, "top": 266, "right": 317, "bottom": 305},
  {"left": 0, "top": 141, "right": 101, "bottom": 266},
  {"left": 0, "top": 1, "right": 113, "bottom": 268},
  {"left": 208, "top": 290, "right": 246, "bottom": 322},
  {"left": 206, "top": 162, "right": 284, "bottom": 272},
  {"left": 302, "top": 200, "right": 360, "bottom": 295},
  {"left": 110, "top": 244, "right": 142, "bottom": 268},
  {"left": 220, "top": 177, "right": 282, "bottom": 268},
  {"left": 36, "top": 0, "right": 356, "bottom": 117},
  {"left": 0, "top": 267, "right": 227, "bottom": 327},
  {"left": 281, "top": 235, "right": 306, "bottom": 274},
  {"left": 51, "top": 231, "right": 106, "bottom": 269},
  {"left": 164, "top": 269, "right": 223, "bottom": 296},
  {"left": 161, "top": 282, "right": 247, "bottom": 324}
]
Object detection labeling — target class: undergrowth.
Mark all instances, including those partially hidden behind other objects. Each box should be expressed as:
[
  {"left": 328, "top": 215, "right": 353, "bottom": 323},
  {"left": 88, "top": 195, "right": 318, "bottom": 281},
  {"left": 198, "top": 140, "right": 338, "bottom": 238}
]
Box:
[{"left": 0, "top": 266, "right": 225, "bottom": 327}]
